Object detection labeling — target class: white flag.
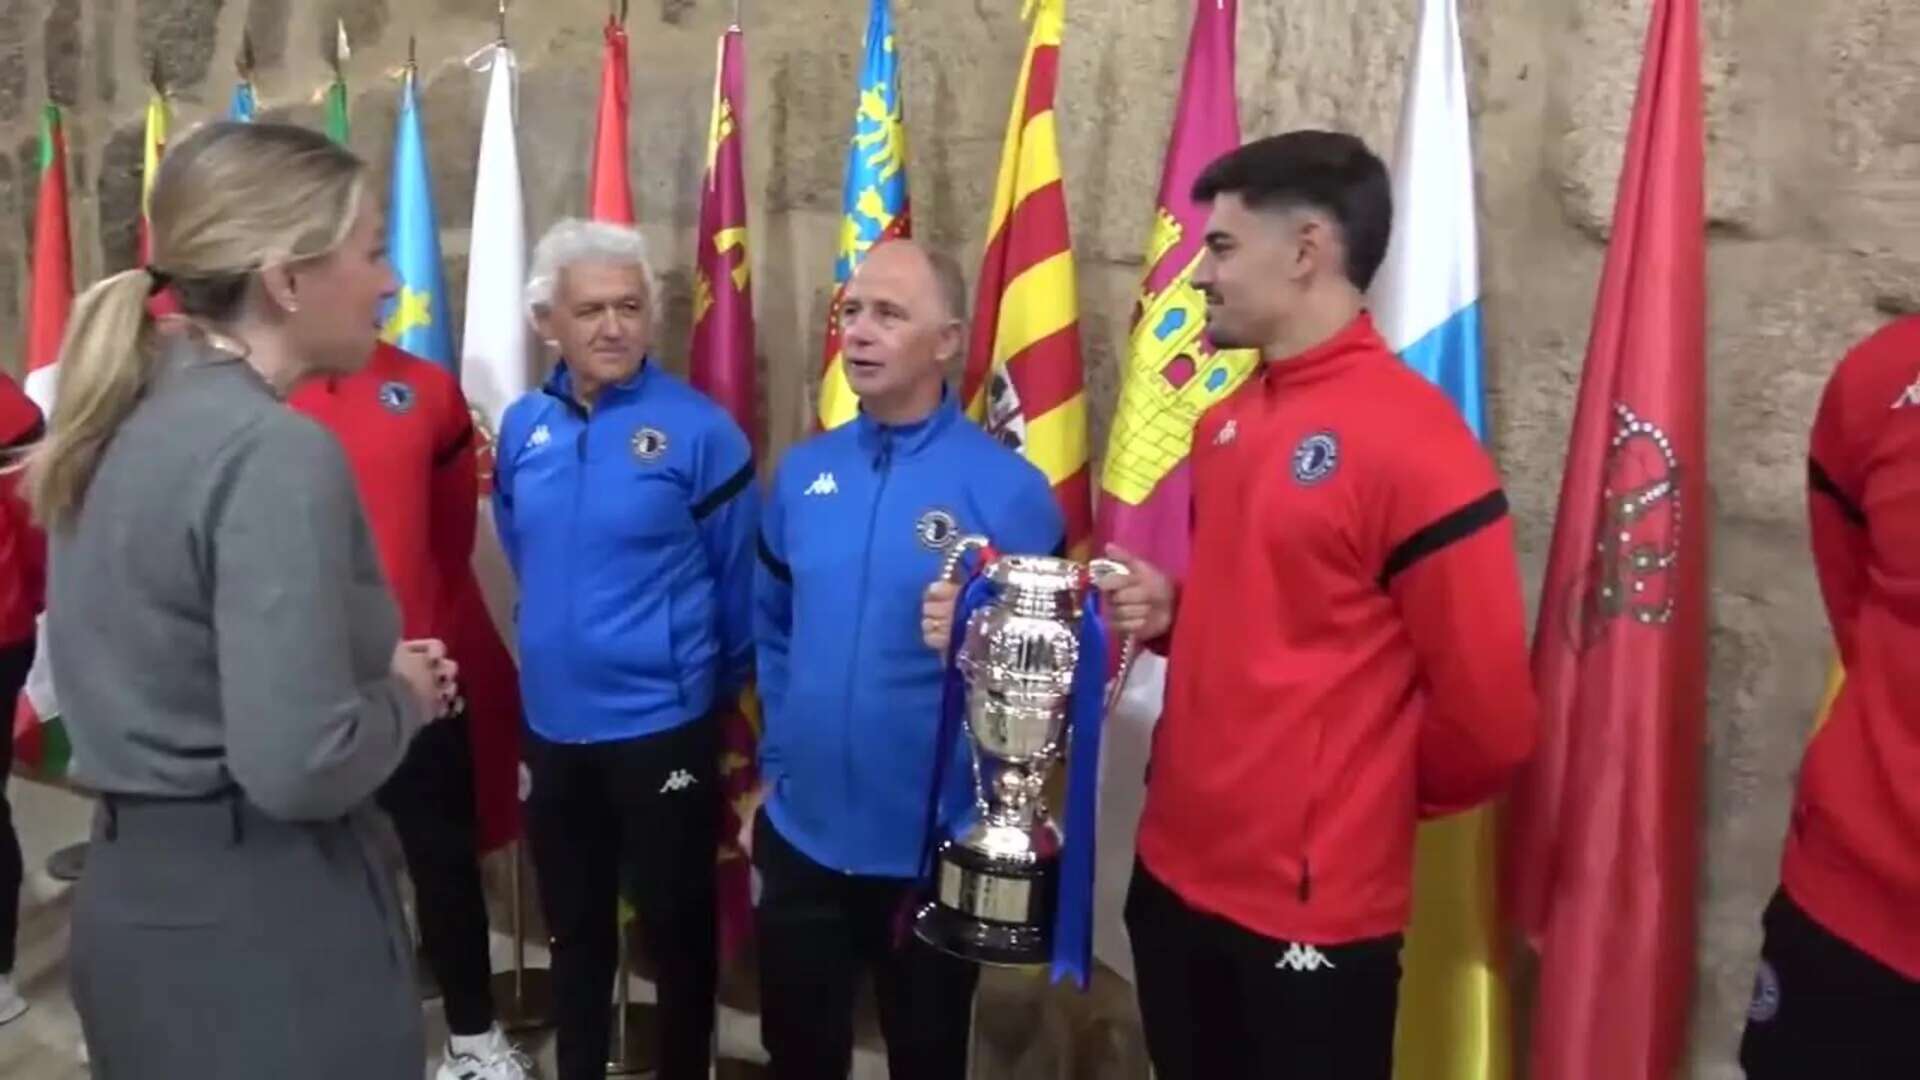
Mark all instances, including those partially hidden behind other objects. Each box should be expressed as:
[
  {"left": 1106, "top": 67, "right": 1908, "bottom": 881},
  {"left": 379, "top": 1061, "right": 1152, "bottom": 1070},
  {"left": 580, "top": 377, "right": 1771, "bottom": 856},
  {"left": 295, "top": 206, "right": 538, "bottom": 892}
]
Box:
[
  {"left": 461, "top": 42, "right": 529, "bottom": 648},
  {"left": 461, "top": 42, "right": 530, "bottom": 433}
]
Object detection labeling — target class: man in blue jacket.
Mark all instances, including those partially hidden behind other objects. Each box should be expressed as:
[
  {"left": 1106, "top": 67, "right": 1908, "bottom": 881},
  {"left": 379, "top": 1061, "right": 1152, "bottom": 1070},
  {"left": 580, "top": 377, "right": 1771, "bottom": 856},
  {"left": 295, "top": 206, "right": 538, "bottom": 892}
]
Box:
[
  {"left": 748, "top": 238, "right": 1066, "bottom": 1079},
  {"left": 494, "top": 219, "right": 756, "bottom": 1080}
]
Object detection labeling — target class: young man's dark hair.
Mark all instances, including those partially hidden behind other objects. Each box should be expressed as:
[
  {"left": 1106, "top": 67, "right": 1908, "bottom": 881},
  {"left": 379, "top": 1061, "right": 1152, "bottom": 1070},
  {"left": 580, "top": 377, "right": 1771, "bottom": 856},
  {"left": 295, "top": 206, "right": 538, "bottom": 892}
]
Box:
[{"left": 1192, "top": 130, "right": 1393, "bottom": 292}]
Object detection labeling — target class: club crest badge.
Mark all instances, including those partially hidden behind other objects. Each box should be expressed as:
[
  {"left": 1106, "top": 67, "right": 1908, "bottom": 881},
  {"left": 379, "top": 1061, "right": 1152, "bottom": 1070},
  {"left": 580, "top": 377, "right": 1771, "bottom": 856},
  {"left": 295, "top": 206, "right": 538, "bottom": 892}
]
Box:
[
  {"left": 916, "top": 508, "right": 960, "bottom": 551},
  {"left": 631, "top": 427, "right": 669, "bottom": 461},
  {"left": 1746, "top": 960, "right": 1780, "bottom": 1023},
  {"left": 1291, "top": 431, "right": 1339, "bottom": 486},
  {"left": 377, "top": 381, "right": 415, "bottom": 414}
]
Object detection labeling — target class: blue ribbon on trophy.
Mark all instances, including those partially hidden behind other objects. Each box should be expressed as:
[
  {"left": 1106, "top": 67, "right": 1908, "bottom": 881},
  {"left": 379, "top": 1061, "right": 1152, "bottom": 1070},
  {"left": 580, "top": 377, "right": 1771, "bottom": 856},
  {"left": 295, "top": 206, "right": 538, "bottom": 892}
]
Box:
[{"left": 913, "top": 537, "right": 1133, "bottom": 992}]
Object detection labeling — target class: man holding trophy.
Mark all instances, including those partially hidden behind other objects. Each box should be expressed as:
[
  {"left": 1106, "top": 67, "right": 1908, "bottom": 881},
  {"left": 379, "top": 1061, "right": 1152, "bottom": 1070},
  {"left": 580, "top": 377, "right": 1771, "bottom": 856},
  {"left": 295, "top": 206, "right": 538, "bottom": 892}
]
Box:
[
  {"left": 747, "top": 238, "right": 1064, "bottom": 1079},
  {"left": 1100, "top": 131, "right": 1539, "bottom": 1079}
]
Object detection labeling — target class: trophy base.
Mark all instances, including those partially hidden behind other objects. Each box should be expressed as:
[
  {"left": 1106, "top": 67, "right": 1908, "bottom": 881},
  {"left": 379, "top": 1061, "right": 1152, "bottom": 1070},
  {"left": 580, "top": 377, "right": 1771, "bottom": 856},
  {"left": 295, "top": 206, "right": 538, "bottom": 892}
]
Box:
[{"left": 912, "top": 839, "right": 1057, "bottom": 967}]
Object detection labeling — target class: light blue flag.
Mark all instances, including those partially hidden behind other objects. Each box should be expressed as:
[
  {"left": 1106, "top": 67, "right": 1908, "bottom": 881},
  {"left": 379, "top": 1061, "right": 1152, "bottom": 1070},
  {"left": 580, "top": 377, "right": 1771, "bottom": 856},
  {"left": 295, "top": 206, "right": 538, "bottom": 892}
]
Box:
[
  {"left": 229, "top": 81, "right": 256, "bottom": 122},
  {"left": 381, "top": 69, "right": 455, "bottom": 370}
]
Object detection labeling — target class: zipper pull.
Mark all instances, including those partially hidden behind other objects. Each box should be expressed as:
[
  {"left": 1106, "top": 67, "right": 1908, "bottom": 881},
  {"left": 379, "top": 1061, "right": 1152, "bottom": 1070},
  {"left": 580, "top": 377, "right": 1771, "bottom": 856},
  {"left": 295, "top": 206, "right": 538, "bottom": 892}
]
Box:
[{"left": 874, "top": 432, "right": 893, "bottom": 473}]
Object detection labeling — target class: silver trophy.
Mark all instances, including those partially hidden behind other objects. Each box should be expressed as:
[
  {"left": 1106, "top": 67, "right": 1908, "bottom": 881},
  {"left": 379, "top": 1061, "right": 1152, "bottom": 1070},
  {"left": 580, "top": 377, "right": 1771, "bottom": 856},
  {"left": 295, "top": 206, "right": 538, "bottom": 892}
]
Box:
[{"left": 912, "top": 535, "right": 1135, "bottom": 967}]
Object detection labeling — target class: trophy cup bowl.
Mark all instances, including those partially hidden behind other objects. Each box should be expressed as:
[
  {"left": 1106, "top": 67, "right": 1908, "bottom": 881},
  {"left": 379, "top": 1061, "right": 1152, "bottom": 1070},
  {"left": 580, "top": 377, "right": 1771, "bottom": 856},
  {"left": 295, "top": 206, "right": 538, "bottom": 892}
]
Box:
[{"left": 914, "top": 540, "right": 1130, "bottom": 967}]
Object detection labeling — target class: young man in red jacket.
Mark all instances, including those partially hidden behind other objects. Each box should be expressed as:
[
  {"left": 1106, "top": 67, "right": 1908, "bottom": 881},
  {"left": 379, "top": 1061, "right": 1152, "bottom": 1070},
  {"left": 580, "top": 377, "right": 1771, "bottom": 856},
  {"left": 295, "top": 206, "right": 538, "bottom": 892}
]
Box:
[
  {"left": 0, "top": 368, "right": 45, "bottom": 1027},
  {"left": 1098, "top": 131, "right": 1537, "bottom": 1079},
  {"left": 1739, "top": 319, "right": 1920, "bottom": 1078},
  {"left": 289, "top": 341, "right": 529, "bottom": 1080}
]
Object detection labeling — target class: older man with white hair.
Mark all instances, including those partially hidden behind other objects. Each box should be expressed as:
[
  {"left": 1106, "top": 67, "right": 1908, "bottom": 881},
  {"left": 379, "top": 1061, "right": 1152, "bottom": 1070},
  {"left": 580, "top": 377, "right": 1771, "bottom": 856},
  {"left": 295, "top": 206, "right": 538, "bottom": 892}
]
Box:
[{"left": 492, "top": 218, "right": 756, "bottom": 1080}]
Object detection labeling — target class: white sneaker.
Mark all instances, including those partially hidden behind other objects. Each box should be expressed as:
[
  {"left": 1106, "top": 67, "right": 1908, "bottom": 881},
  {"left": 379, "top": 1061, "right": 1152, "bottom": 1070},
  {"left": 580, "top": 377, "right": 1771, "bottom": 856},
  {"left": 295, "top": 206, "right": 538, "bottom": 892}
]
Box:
[
  {"left": 435, "top": 1027, "right": 535, "bottom": 1080},
  {"left": 0, "top": 975, "right": 26, "bottom": 1026}
]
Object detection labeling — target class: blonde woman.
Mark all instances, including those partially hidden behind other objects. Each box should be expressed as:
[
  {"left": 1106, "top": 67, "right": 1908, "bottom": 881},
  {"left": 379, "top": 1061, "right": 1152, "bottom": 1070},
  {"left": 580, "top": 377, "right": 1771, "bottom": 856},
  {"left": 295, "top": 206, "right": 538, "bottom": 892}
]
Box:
[{"left": 26, "top": 121, "right": 456, "bottom": 1080}]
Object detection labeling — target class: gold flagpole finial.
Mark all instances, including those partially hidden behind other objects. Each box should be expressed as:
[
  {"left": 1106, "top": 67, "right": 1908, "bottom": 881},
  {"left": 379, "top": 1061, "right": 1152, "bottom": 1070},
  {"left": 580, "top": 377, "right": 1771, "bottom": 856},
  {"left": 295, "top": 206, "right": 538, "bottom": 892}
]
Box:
[
  {"left": 332, "top": 18, "right": 352, "bottom": 74},
  {"left": 732, "top": 0, "right": 743, "bottom": 29},
  {"left": 407, "top": 33, "right": 418, "bottom": 70},
  {"left": 238, "top": 31, "right": 257, "bottom": 80},
  {"left": 616, "top": 0, "right": 628, "bottom": 25},
  {"left": 148, "top": 54, "right": 166, "bottom": 96},
  {"left": 497, "top": 0, "right": 508, "bottom": 42}
]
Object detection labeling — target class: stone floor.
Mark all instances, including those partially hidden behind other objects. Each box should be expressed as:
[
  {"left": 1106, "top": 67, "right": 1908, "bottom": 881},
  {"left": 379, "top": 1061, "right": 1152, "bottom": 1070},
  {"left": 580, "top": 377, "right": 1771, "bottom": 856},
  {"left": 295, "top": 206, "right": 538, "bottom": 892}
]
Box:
[{"left": 3, "top": 779, "right": 1148, "bottom": 1078}]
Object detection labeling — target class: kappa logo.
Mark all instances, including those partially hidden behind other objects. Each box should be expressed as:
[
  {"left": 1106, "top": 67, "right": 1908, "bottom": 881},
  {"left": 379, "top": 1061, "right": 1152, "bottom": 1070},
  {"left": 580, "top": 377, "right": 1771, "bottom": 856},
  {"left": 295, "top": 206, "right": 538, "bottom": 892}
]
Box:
[
  {"left": 377, "top": 380, "right": 415, "bottom": 414},
  {"left": 1291, "top": 431, "right": 1340, "bottom": 486},
  {"left": 804, "top": 471, "right": 840, "bottom": 496},
  {"left": 1274, "top": 943, "right": 1335, "bottom": 973},
  {"left": 916, "top": 508, "right": 959, "bottom": 551},
  {"left": 659, "top": 769, "right": 698, "bottom": 794},
  {"left": 1894, "top": 374, "right": 1920, "bottom": 410},
  {"left": 526, "top": 424, "right": 552, "bottom": 450},
  {"left": 1214, "top": 419, "right": 1238, "bottom": 446},
  {"left": 631, "top": 427, "right": 669, "bottom": 461}
]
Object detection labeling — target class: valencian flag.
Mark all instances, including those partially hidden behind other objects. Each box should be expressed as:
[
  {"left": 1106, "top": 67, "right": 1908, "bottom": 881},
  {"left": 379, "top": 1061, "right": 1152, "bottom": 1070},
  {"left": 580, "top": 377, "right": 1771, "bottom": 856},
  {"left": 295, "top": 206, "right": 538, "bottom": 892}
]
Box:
[
  {"left": 1501, "top": 1, "right": 1707, "bottom": 1077},
  {"left": 10, "top": 103, "right": 73, "bottom": 781},
  {"left": 817, "top": 0, "right": 910, "bottom": 430},
  {"left": 962, "top": 0, "right": 1090, "bottom": 556},
  {"left": 382, "top": 56, "right": 457, "bottom": 370},
  {"left": 1369, "top": 1, "right": 1510, "bottom": 1077},
  {"left": 588, "top": 12, "right": 635, "bottom": 223},
  {"left": 326, "top": 20, "right": 352, "bottom": 144},
  {"left": 1094, "top": 0, "right": 1253, "bottom": 580},
  {"left": 690, "top": 23, "right": 763, "bottom": 966}
]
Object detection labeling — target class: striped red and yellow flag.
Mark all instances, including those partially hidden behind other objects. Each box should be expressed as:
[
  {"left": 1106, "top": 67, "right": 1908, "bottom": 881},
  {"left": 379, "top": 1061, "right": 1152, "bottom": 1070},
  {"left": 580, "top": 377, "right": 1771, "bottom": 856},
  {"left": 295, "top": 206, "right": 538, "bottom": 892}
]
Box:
[{"left": 961, "top": 0, "right": 1090, "bottom": 554}]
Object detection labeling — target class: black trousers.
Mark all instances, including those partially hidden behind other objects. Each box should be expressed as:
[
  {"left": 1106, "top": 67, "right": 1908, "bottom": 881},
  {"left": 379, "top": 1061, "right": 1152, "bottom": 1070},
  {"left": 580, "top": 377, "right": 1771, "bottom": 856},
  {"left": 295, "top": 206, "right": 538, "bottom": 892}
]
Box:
[
  {"left": 1125, "top": 860, "right": 1402, "bottom": 1080},
  {"left": 0, "top": 638, "right": 29, "bottom": 976},
  {"left": 526, "top": 718, "right": 720, "bottom": 1080},
  {"left": 374, "top": 709, "right": 494, "bottom": 1037},
  {"left": 1739, "top": 889, "right": 1920, "bottom": 1079},
  {"left": 752, "top": 810, "right": 979, "bottom": 1080}
]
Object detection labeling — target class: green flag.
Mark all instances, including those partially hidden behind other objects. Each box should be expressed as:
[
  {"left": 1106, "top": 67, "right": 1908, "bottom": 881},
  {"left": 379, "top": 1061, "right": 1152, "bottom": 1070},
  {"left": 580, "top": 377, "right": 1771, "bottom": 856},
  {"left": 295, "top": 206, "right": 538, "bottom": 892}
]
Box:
[{"left": 326, "top": 76, "right": 349, "bottom": 144}]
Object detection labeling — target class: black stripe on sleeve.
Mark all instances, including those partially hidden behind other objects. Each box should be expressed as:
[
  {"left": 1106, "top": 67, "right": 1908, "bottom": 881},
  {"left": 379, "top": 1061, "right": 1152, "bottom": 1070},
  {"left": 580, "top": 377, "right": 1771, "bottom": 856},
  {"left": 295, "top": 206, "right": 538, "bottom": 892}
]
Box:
[
  {"left": 433, "top": 421, "right": 475, "bottom": 466},
  {"left": 1808, "top": 459, "right": 1866, "bottom": 528},
  {"left": 2, "top": 418, "right": 45, "bottom": 451},
  {"left": 758, "top": 533, "right": 791, "bottom": 585},
  {"left": 1378, "top": 489, "right": 1509, "bottom": 589},
  {"left": 692, "top": 460, "right": 755, "bottom": 522}
]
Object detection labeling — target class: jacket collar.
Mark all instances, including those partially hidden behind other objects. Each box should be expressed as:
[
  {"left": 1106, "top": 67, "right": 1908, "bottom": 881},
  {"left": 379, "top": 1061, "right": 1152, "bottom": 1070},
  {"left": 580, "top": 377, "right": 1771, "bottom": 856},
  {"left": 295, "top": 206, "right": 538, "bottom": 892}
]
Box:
[
  {"left": 541, "top": 357, "right": 652, "bottom": 414},
  {"left": 1259, "top": 311, "right": 1387, "bottom": 393},
  {"left": 852, "top": 388, "right": 960, "bottom": 463}
]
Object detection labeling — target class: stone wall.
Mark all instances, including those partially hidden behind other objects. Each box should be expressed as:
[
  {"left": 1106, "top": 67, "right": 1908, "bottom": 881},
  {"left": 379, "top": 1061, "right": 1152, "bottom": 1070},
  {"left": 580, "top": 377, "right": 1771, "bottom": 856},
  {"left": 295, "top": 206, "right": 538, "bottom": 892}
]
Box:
[{"left": 7, "top": 1, "right": 1915, "bottom": 1077}]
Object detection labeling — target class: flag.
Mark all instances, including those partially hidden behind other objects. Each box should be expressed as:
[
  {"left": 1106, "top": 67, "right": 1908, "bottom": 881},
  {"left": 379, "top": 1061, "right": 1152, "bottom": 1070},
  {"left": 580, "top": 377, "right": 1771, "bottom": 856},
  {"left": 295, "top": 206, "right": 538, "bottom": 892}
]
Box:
[
  {"left": 690, "top": 24, "right": 763, "bottom": 968},
  {"left": 588, "top": 15, "right": 634, "bottom": 223},
  {"left": 229, "top": 79, "right": 256, "bottom": 122},
  {"left": 11, "top": 104, "right": 72, "bottom": 780},
  {"left": 817, "top": 0, "right": 910, "bottom": 431},
  {"left": 1094, "top": 0, "right": 1253, "bottom": 581},
  {"left": 23, "top": 104, "right": 71, "bottom": 413},
  {"left": 381, "top": 64, "right": 456, "bottom": 370},
  {"left": 326, "top": 20, "right": 352, "bottom": 145},
  {"left": 1090, "top": 0, "right": 1246, "bottom": 985},
  {"left": 457, "top": 38, "right": 531, "bottom": 854},
  {"left": 1369, "top": 2, "right": 1508, "bottom": 1077},
  {"left": 1500, "top": 1, "right": 1706, "bottom": 1077},
  {"left": 138, "top": 86, "right": 170, "bottom": 266},
  {"left": 962, "top": 0, "right": 1090, "bottom": 556},
  {"left": 1812, "top": 659, "right": 1842, "bottom": 734}
]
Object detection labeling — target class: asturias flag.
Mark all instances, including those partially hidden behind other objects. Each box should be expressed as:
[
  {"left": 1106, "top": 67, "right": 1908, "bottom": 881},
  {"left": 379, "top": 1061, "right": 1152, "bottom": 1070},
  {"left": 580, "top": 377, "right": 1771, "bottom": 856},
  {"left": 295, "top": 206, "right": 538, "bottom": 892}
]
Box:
[
  {"left": 382, "top": 65, "right": 456, "bottom": 371},
  {"left": 962, "top": 0, "right": 1090, "bottom": 557},
  {"left": 817, "top": 0, "right": 910, "bottom": 431}
]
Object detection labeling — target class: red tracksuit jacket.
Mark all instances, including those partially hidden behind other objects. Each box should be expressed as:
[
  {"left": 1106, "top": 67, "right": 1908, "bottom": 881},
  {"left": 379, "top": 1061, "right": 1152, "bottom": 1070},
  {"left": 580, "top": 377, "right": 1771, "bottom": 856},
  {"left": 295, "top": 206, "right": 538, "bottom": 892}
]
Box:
[
  {"left": 1136, "top": 313, "right": 1538, "bottom": 945},
  {"left": 1784, "top": 317, "right": 1920, "bottom": 979},
  {"left": 0, "top": 371, "right": 45, "bottom": 648},
  {"left": 289, "top": 342, "right": 522, "bottom": 850}
]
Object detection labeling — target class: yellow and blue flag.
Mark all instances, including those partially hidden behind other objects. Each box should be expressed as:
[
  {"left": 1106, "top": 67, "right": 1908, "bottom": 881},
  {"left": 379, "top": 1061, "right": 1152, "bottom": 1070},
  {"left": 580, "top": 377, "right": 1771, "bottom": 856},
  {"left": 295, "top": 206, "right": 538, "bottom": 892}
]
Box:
[
  {"left": 383, "top": 65, "right": 455, "bottom": 369},
  {"left": 817, "top": 0, "right": 910, "bottom": 430}
]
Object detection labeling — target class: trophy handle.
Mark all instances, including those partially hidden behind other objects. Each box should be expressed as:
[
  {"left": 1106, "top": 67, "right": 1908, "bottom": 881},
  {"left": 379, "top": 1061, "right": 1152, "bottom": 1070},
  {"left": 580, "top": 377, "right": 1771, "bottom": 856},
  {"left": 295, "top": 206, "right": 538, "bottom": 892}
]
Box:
[
  {"left": 939, "top": 533, "right": 994, "bottom": 583},
  {"left": 1084, "top": 560, "right": 1141, "bottom": 714}
]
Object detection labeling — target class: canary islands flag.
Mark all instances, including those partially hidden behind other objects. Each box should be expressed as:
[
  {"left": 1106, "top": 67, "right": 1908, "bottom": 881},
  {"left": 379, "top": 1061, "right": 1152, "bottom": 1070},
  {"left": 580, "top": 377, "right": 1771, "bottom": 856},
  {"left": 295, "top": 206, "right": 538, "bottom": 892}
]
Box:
[{"left": 383, "top": 66, "right": 455, "bottom": 369}]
